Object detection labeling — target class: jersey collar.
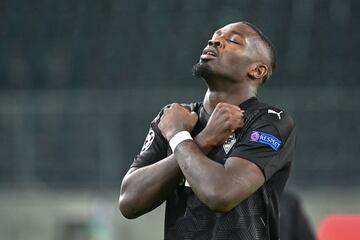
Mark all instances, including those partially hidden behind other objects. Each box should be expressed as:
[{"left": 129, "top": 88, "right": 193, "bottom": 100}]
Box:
[
  {"left": 239, "top": 97, "right": 258, "bottom": 110},
  {"left": 199, "top": 97, "right": 258, "bottom": 124}
]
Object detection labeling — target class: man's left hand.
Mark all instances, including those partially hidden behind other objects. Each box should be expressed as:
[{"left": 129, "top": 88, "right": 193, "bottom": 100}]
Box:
[{"left": 158, "top": 103, "right": 198, "bottom": 141}]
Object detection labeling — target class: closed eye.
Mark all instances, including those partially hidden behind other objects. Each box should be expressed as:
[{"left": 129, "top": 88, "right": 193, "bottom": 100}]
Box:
[{"left": 228, "top": 39, "right": 240, "bottom": 45}]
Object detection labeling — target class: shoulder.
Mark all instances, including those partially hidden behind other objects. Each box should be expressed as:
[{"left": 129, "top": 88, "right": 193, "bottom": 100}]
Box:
[{"left": 247, "top": 101, "right": 295, "bottom": 141}]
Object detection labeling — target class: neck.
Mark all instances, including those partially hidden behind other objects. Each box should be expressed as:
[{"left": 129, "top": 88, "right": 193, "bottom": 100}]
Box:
[{"left": 203, "top": 82, "right": 257, "bottom": 114}]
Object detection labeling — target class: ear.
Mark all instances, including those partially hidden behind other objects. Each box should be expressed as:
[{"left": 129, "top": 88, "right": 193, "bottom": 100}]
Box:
[{"left": 247, "top": 63, "right": 268, "bottom": 82}]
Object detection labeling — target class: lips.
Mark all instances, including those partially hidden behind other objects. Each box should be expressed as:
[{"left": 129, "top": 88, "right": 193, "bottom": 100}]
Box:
[{"left": 200, "top": 47, "right": 218, "bottom": 60}]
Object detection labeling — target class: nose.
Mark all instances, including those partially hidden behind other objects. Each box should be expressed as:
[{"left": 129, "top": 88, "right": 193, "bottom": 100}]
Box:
[{"left": 208, "top": 39, "right": 222, "bottom": 48}]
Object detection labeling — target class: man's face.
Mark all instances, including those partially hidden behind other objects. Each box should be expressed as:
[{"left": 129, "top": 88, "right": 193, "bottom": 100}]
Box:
[{"left": 194, "top": 22, "right": 259, "bottom": 81}]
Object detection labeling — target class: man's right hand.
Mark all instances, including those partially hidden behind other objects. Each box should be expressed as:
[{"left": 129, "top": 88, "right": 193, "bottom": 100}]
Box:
[
  {"left": 197, "top": 103, "right": 244, "bottom": 150},
  {"left": 158, "top": 103, "right": 198, "bottom": 141}
]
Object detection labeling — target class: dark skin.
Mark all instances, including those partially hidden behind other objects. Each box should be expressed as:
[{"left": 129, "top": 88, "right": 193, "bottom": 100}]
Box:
[{"left": 119, "top": 22, "right": 270, "bottom": 218}]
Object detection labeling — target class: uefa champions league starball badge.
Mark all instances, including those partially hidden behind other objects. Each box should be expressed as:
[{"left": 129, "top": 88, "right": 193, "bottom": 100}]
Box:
[{"left": 140, "top": 129, "right": 155, "bottom": 154}]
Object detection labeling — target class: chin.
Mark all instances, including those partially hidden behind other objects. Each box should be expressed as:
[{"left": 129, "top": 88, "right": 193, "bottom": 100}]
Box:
[{"left": 192, "top": 61, "right": 212, "bottom": 79}]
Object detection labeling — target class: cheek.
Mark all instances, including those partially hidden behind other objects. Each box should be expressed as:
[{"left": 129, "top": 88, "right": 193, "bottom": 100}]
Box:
[
  {"left": 227, "top": 55, "right": 252, "bottom": 72},
  {"left": 225, "top": 55, "right": 250, "bottom": 74}
]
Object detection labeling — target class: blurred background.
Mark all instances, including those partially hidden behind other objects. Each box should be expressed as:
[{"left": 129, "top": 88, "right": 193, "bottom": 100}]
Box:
[{"left": 0, "top": 0, "right": 359, "bottom": 239}]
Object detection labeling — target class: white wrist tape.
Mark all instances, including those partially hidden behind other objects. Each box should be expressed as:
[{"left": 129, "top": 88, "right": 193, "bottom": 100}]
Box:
[{"left": 169, "top": 131, "right": 193, "bottom": 152}]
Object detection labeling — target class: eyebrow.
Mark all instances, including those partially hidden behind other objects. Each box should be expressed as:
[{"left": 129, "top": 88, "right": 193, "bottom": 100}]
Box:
[{"left": 215, "top": 30, "right": 246, "bottom": 39}]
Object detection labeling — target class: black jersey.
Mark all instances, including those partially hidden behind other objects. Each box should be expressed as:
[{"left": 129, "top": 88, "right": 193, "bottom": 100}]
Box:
[{"left": 131, "top": 97, "right": 296, "bottom": 240}]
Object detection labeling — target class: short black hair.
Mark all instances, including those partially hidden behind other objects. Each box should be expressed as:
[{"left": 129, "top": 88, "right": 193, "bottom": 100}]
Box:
[{"left": 242, "top": 22, "right": 277, "bottom": 82}]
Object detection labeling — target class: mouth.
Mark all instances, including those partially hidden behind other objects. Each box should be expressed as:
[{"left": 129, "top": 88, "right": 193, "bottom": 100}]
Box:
[{"left": 200, "top": 47, "right": 218, "bottom": 60}]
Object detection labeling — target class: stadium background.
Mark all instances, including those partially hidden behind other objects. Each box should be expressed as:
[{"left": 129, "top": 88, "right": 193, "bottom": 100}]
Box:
[{"left": 0, "top": 0, "right": 359, "bottom": 239}]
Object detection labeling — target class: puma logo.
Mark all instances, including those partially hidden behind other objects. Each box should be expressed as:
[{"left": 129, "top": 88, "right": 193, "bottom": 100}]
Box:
[{"left": 268, "top": 109, "right": 283, "bottom": 120}]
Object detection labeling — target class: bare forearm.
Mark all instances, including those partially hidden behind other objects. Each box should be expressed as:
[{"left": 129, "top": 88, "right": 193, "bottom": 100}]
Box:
[
  {"left": 174, "top": 140, "right": 230, "bottom": 210},
  {"left": 119, "top": 155, "right": 182, "bottom": 218},
  {"left": 174, "top": 139, "right": 265, "bottom": 212}
]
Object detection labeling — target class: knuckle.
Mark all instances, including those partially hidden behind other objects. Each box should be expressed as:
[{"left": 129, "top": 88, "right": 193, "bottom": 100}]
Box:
[{"left": 217, "top": 102, "right": 227, "bottom": 110}]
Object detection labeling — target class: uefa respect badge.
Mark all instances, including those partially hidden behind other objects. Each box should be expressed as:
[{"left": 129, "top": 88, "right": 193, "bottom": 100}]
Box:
[{"left": 250, "top": 131, "right": 282, "bottom": 151}]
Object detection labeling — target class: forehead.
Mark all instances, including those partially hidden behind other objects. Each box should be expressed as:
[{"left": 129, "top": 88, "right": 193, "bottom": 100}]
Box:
[{"left": 215, "top": 23, "right": 258, "bottom": 38}]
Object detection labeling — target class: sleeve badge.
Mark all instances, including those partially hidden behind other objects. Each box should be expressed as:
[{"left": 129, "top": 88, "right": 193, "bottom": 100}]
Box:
[
  {"left": 250, "top": 131, "right": 282, "bottom": 151},
  {"left": 140, "top": 129, "right": 155, "bottom": 154}
]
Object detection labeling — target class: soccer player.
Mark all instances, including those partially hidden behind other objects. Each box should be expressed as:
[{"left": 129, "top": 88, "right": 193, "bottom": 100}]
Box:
[{"left": 119, "top": 21, "right": 296, "bottom": 240}]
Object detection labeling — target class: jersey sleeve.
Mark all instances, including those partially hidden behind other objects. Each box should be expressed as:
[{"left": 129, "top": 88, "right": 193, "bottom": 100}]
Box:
[
  {"left": 229, "top": 112, "right": 295, "bottom": 180},
  {"left": 130, "top": 108, "right": 169, "bottom": 169}
]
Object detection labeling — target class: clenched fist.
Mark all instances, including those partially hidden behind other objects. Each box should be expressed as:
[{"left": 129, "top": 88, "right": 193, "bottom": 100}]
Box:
[
  {"left": 158, "top": 103, "right": 198, "bottom": 141},
  {"left": 199, "top": 102, "right": 244, "bottom": 147}
]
